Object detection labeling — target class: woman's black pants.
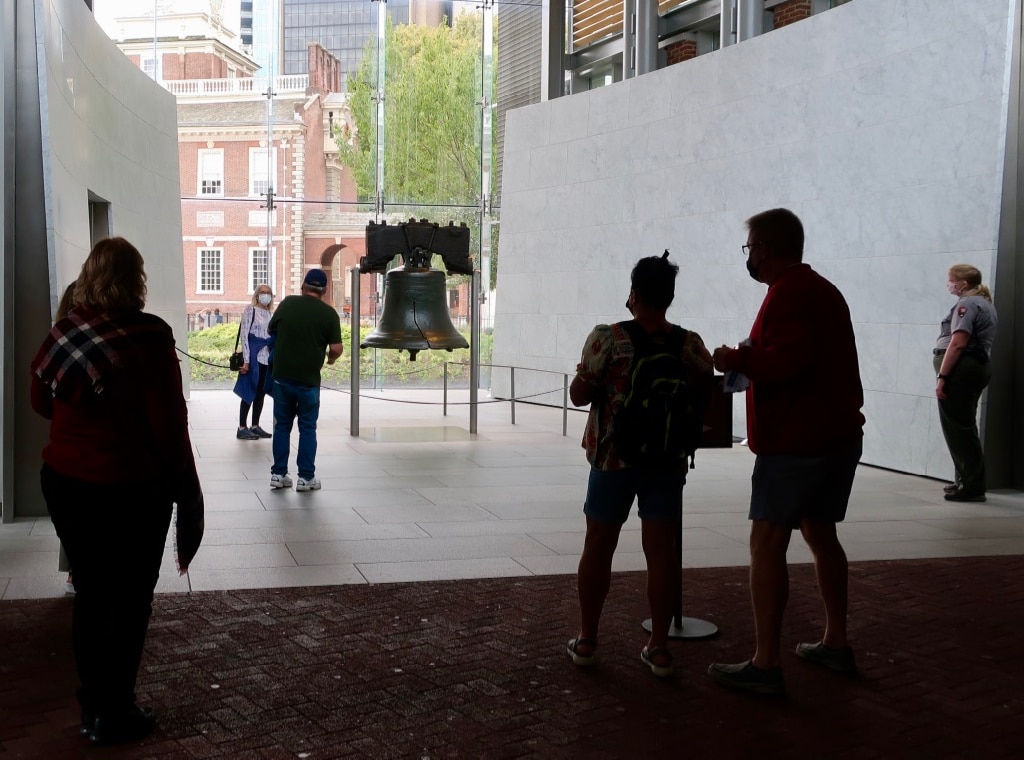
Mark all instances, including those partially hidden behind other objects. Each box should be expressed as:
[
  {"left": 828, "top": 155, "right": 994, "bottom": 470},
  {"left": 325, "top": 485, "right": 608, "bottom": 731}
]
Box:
[{"left": 41, "top": 464, "right": 173, "bottom": 716}]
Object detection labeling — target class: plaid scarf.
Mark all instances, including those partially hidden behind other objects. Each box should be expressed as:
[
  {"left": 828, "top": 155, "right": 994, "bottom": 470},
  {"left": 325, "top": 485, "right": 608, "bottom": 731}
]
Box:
[{"left": 32, "top": 307, "right": 173, "bottom": 400}]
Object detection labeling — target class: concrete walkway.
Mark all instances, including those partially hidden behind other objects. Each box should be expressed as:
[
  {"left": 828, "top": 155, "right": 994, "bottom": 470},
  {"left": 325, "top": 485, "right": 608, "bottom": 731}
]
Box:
[
  {"left": 2, "top": 388, "right": 1023, "bottom": 757},
  {"left": 2, "top": 387, "right": 1023, "bottom": 599}
]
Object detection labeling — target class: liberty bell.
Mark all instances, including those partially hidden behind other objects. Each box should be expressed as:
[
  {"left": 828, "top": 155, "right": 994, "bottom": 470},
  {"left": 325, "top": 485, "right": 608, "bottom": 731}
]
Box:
[{"left": 359, "top": 219, "right": 473, "bottom": 361}]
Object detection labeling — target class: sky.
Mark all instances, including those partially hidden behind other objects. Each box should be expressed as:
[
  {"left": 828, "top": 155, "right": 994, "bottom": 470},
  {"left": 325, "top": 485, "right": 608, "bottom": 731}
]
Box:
[{"left": 93, "top": 1, "right": 241, "bottom": 38}]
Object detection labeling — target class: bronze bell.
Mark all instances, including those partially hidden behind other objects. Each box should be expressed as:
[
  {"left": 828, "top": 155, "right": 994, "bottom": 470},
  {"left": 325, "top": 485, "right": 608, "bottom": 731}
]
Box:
[{"left": 360, "top": 264, "right": 468, "bottom": 361}]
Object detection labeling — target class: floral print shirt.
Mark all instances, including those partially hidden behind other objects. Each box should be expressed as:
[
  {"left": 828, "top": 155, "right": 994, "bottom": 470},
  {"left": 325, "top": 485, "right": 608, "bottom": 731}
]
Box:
[{"left": 575, "top": 322, "right": 714, "bottom": 470}]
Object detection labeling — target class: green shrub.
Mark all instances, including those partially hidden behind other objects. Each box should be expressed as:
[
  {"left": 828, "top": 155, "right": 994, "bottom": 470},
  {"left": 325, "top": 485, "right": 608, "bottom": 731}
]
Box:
[{"left": 184, "top": 323, "right": 493, "bottom": 387}]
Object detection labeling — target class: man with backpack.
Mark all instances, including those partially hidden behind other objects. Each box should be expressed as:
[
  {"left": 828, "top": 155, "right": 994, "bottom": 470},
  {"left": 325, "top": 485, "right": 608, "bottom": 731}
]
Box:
[
  {"left": 708, "top": 208, "right": 865, "bottom": 695},
  {"left": 566, "top": 251, "right": 713, "bottom": 678}
]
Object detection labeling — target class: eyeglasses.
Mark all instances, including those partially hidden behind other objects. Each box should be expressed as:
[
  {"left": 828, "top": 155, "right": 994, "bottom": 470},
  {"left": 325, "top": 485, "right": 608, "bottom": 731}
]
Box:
[{"left": 741, "top": 242, "right": 764, "bottom": 256}]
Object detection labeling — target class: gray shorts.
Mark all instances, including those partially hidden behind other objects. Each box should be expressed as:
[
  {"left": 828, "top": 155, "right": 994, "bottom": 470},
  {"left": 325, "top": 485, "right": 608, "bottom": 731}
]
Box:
[{"left": 749, "top": 439, "right": 862, "bottom": 529}]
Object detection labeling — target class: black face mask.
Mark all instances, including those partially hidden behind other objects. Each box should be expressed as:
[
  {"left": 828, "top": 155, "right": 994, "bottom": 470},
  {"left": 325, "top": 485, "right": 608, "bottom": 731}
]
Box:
[{"left": 745, "top": 258, "right": 760, "bottom": 282}]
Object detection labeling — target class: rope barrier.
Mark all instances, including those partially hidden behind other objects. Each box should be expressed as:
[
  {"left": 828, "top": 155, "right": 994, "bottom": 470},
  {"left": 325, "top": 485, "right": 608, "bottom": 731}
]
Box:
[{"left": 174, "top": 347, "right": 570, "bottom": 407}]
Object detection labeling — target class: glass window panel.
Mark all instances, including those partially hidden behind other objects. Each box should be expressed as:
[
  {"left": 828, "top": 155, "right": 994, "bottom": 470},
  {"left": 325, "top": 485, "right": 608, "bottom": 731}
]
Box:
[
  {"left": 250, "top": 248, "right": 271, "bottom": 292},
  {"left": 197, "top": 149, "right": 224, "bottom": 197},
  {"left": 197, "top": 248, "right": 223, "bottom": 293}
]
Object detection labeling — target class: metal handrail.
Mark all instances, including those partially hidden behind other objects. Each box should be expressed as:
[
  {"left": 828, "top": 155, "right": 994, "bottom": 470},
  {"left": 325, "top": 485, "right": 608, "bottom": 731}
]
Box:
[{"left": 443, "top": 362, "right": 572, "bottom": 436}]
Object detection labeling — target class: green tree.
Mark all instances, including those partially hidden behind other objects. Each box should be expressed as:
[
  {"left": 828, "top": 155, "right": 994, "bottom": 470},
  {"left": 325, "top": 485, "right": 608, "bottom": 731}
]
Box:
[{"left": 339, "top": 14, "right": 483, "bottom": 208}]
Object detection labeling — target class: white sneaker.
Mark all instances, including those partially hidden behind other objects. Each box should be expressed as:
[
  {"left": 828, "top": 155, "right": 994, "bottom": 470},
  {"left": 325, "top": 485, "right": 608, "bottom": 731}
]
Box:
[
  {"left": 295, "top": 477, "right": 321, "bottom": 492},
  {"left": 270, "top": 473, "right": 293, "bottom": 489}
]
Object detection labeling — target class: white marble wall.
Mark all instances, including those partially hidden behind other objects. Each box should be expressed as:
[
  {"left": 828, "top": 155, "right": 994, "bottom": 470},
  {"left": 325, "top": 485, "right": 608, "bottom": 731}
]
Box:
[
  {"left": 494, "top": 0, "right": 1013, "bottom": 479},
  {"left": 37, "top": 0, "right": 186, "bottom": 346}
]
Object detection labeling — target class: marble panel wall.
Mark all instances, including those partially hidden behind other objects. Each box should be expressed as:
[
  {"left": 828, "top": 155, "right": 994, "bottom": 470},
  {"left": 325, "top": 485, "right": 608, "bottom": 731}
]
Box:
[
  {"left": 37, "top": 0, "right": 185, "bottom": 335},
  {"left": 494, "top": 0, "right": 1015, "bottom": 479},
  {"left": 3, "top": 0, "right": 186, "bottom": 519}
]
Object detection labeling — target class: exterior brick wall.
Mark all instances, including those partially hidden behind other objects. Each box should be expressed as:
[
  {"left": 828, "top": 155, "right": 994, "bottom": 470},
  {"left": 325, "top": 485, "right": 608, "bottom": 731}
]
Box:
[
  {"left": 665, "top": 39, "right": 698, "bottom": 66},
  {"left": 772, "top": 0, "right": 813, "bottom": 28}
]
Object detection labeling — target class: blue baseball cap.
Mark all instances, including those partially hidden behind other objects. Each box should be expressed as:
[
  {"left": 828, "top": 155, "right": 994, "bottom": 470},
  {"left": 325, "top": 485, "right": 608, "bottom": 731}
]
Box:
[{"left": 303, "top": 268, "right": 328, "bottom": 288}]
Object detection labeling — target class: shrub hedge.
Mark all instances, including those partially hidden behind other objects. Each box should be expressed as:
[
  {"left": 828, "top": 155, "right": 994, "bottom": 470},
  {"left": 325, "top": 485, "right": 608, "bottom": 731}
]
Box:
[{"left": 184, "top": 321, "right": 493, "bottom": 387}]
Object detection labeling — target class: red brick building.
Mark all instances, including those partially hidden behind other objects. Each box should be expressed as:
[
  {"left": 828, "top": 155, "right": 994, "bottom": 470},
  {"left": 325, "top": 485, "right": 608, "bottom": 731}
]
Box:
[
  {"left": 110, "top": 12, "right": 474, "bottom": 331},
  {"left": 114, "top": 20, "right": 373, "bottom": 328}
]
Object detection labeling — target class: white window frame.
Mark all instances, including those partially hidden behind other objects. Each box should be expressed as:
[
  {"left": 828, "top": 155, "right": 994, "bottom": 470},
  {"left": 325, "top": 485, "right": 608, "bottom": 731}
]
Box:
[
  {"left": 248, "top": 247, "right": 273, "bottom": 294},
  {"left": 197, "top": 248, "right": 224, "bottom": 294},
  {"left": 249, "top": 147, "right": 276, "bottom": 197},
  {"left": 141, "top": 55, "right": 160, "bottom": 81},
  {"left": 198, "top": 149, "right": 224, "bottom": 197}
]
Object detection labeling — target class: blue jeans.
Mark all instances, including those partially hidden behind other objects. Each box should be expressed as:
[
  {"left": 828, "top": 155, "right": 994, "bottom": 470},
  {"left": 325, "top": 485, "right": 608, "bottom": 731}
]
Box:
[{"left": 271, "top": 379, "right": 320, "bottom": 480}]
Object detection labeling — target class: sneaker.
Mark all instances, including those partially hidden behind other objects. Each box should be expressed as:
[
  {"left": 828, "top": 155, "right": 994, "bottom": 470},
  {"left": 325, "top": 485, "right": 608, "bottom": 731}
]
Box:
[
  {"left": 270, "top": 473, "right": 293, "bottom": 489},
  {"left": 236, "top": 427, "right": 259, "bottom": 440},
  {"left": 795, "top": 641, "right": 857, "bottom": 674},
  {"left": 250, "top": 425, "right": 272, "bottom": 439},
  {"left": 295, "top": 477, "right": 321, "bottom": 492},
  {"left": 64, "top": 574, "right": 76, "bottom": 595},
  {"left": 942, "top": 483, "right": 960, "bottom": 494},
  {"left": 708, "top": 660, "right": 785, "bottom": 696}
]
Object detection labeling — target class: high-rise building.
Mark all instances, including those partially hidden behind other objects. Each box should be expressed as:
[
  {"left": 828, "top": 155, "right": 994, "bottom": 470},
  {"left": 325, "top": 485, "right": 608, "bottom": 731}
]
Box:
[
  {"left": 240, "top": 0, "right": 281, "bottom": 74},
  {"left": 279, "top": 0, "right": 451, "bottom": 89}
]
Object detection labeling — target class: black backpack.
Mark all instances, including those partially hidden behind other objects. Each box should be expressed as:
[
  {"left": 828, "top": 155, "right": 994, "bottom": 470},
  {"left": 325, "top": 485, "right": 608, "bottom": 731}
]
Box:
[{"left": 613, "top": 321, "right": 703, "bottom": 469}]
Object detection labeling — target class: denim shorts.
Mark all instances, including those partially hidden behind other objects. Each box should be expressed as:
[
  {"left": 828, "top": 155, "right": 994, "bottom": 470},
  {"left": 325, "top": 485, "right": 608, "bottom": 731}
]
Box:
[
  {"left": 583, "top": 466, "right": 685, "bottom": 525},
  {"left": 749, "top": 439, "right": 862, "bottom": 528}
]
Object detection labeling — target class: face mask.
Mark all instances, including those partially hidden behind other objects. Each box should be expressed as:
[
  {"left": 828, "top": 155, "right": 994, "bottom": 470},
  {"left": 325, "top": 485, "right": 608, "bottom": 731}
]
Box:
[
  {"left": 946, "top": 281, "right": 961, "bottom": 296},
  {"left": 745, "top": 258, "right": 760, "bottom": 282},
  {"left": 258, "top": 293, "right": 272, "bottom": 306}
]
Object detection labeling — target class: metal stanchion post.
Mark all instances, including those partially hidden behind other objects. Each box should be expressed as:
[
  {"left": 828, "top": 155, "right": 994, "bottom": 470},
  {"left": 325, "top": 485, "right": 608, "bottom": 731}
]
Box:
[
  {"left": 562, "top": 373, "right": 568, "bottom": 436},
  {"left": 510, "top": 366, "right": 516, "bottom": 425},
  {"left": 349, "top": 267, "right": 360, "bottom": 436},
  {"left": 470, "top": 270, "right": 480, "bottom": 434},
  {"left": 642, "top": 494, "right": 718, "bottom": 639},
  {"left": 443, "top": 362, "right": 448, "bottom": 417}
]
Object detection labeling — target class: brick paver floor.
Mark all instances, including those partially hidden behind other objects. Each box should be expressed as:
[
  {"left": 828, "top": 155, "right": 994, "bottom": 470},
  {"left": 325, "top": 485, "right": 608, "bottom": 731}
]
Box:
[{"left": 2, "top": 556, "right": 1022, "bottom": 758}]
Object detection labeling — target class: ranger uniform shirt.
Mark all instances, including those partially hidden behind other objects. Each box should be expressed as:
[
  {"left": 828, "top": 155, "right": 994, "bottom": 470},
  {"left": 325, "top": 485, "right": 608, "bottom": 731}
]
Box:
[{"left": 936, "top": 295, "right": 997, "bottom": 355}]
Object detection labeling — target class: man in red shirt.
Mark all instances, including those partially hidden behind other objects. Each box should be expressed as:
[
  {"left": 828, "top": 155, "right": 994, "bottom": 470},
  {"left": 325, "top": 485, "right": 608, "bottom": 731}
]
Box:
[{"left": 709, "top": 208, "right": 865, "bottom": 695}]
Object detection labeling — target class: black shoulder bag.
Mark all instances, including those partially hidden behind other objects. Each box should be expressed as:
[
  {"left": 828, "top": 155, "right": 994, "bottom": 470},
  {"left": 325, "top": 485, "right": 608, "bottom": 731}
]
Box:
[{"left": 228, "top": 325, "right": 244, "bottom": 371}]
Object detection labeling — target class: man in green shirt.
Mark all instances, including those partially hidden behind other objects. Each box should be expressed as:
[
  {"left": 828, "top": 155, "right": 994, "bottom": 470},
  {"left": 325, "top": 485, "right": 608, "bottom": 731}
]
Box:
[{"left": 268, "top": 269, "right": 343, "bottom": 491}]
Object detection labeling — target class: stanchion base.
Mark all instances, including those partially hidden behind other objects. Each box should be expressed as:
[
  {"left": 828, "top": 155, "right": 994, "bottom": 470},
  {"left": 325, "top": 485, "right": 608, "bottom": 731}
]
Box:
[{"left": 642, "top": 616, "right": 719, "bottom": 640}]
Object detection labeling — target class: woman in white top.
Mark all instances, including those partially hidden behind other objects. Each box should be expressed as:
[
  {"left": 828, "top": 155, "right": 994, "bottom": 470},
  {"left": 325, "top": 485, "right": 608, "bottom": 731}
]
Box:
[{"left": 234, "top": 284, "right": 275, "bottom": 439}]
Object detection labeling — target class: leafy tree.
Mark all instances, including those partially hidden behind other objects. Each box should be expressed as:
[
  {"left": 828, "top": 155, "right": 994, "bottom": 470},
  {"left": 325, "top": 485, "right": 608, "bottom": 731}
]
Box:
[{"left": 339, "top": 14, "right": 482, "bottom": 208}]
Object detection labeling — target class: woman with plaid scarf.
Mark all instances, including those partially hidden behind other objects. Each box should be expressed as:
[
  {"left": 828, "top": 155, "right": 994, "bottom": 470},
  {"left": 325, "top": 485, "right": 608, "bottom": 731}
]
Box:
[{"left": 31, "top": 237, "right": 204, "bottom": 745}]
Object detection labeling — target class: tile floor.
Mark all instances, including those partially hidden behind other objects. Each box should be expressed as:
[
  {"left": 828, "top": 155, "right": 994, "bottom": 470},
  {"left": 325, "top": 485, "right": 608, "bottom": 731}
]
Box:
[{"left": 2, "top": 387, "right": 1022, "bottom": 600}]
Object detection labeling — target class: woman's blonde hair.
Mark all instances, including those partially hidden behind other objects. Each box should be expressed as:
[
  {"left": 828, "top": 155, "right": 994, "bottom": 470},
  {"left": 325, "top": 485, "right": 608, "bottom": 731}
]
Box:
[
  {"left": 251, "top": 283, "right": 274, "bottom": 308},
  {"left": 76, "top": 237, "right": 147, "bottom": 311},
  {"left": 949, "top": 264, "right": 993, "bottom": 302}
]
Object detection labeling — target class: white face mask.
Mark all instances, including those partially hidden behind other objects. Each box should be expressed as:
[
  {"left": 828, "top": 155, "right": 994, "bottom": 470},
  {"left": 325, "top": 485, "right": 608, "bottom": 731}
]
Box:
[
  {"left": 258, "top": 293, "right": 272, "bottom": 306},
  {"left": 946, "top": 281, "right": 961, "bottom": 296}
]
